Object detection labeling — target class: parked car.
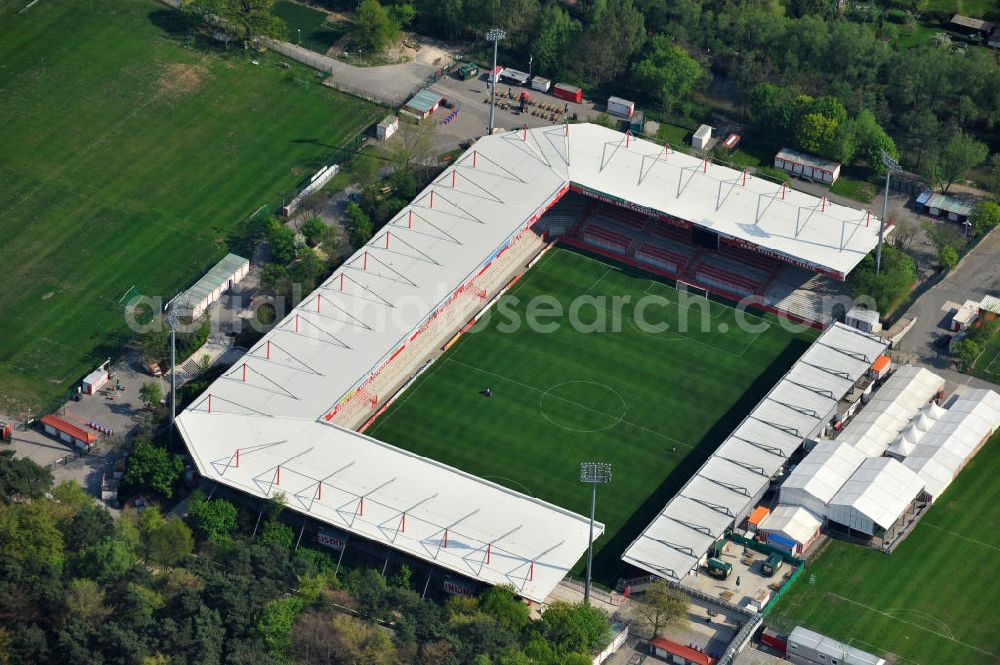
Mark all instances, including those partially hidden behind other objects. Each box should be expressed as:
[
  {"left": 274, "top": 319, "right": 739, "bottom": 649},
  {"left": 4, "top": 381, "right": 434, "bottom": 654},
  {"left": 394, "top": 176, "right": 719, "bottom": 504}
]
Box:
[{"left": 934, "top": 334, "right": 953, "bottom": 350}]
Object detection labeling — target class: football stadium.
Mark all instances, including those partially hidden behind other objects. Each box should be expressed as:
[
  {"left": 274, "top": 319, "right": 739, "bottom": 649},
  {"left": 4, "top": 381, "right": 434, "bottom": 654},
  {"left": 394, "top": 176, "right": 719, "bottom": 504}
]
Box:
[{"left": 176, "top": 123, "right": 891, "bottom": 604}]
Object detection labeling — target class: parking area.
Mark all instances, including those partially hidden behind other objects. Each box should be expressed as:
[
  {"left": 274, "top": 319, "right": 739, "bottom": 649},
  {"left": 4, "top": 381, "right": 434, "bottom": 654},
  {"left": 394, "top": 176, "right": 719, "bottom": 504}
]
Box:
[
  {"left": 425, "top": 74, "right": 604, "bottom": 151},
  {"left": 683, "top": 540, "right": 794, "bottom": 614}
]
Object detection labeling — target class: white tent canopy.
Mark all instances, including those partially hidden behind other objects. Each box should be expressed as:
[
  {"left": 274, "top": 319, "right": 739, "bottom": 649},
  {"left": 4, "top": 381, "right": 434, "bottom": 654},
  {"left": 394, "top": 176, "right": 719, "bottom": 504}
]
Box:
[
  {"left": 759, "top": 505, "right": 822, "bottom": 549},
  {"left": 838, "top": 366, "right": 944, "bottom": 457},
  {"left": 903, "top": 389, "right": 1000, "bottom": 499},
  {"left": 780, "top": 440, "right": 866, "bottom": 518},
  {"left": 827, "top": 457, "right": 924, "bottom": 535},
  {"left": 622, "top": 324, "right": 888, "bottom": 581}
]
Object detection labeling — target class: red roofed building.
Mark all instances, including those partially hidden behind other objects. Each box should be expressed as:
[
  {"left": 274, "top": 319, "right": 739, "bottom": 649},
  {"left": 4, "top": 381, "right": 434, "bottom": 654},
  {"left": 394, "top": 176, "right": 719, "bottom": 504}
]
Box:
[
  {"left": 649, "top": 637, "right": 715, "bottom": 665},
  {"left": 40, "top": 415, "right": 97, "bottom": 450}
]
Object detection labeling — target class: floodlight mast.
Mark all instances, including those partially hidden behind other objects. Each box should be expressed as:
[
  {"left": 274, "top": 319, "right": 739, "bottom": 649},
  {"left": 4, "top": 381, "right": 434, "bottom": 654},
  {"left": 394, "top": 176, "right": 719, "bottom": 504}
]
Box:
[
  {"left": 877, "top": 150, "right": 901, "bottom": 275},
  {"left": 166, "top": 310, "right": 178, "bottom": 445},
  {"left": 580, "top": 462, "right": 612, "bottom": 605},
  {"left": 485, "top": 28, "right": 506, "bottom": 136}
]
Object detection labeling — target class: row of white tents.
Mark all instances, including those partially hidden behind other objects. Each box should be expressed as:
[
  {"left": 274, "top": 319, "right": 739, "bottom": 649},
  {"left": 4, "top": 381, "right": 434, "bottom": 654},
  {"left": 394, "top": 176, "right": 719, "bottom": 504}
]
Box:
[{"left": 773, "top": 366, "right": 1000, "bottom": 544}]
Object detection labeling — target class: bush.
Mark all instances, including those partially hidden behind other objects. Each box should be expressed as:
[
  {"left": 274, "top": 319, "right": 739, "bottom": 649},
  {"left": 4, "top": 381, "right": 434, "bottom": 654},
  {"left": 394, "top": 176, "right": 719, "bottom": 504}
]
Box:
[
  {"left": 123, "top": 438, "right": 184, "bottom": 499},
  {"left": 885, "top": 9, "right": 911, "bottom": 24},
  {"left": 938, "top": 244, "right": 959, "bottom": 270}
]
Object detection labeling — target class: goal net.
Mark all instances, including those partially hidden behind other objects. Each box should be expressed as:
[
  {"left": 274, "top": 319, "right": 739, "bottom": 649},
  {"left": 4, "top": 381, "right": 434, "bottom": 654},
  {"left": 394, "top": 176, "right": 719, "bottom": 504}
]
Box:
[{"left": 676, "top": 280, "right": 709, "bottom": 299}]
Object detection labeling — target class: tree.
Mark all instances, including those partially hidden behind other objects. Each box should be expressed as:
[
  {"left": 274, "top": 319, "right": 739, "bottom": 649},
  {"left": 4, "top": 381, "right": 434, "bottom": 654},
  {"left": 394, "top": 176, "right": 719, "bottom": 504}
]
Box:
[
  {"left": 956, "top": 338, "right": 980, "bottom": 369},
  {"left": 186, "top": 495, "right": 238, "bottom": 542},
  {"left": 181, "top": 0, "right": 285, "bottom": 43},
  {"left": 64, "top": 579, "right": 112, "bottom": 629},
  {"left": 633, "top": 580, "right": 689, "bottom": 638},
  {"left": 889, "top": 206, "right": 919, "bottom": 251},
  {"left": 266, "top": 218, "right": 297, "bottom": 264},
  {"left": 300, "top": 218, "right": 327, "bottom": 247},
  {"left": 259, "top": 519, "right": 294, "bottom": 549},
  {"left": 796, "top": 113, "right": 838, "bottom": 157},
  {"left": 969, "top": 201, "right": 1000, "bottom": 236},
  {"left": 939, "top": 132, "right": 988, "bottom": 193},
  {"left": 938, "top": 244, "right": 959, "bottom": 270},
  {"left": 0, "top": 450, "right": 52, "bottom": 503},
  {"left": 356, "top": 0, "right": 399, "bottom": 52},
  {"left": 259, "top": 596, "right": 304, "bottom": 660},
  {"left": 989, "top": 155, "right": 1000, "bottom": 198},
  {"left": 139, "top": 382, "right": 162, "bottom": 408},
  {"left": 144, "top": 517, "right": 194, "bottom": 566},
  {"left": 123, "top": 439, "right": 184, "bottom": 499},
  {"left": 578, "top": 0, "right": 646, "bottom": 85},
  {"left": 293, "top": 613, "right": 396, "bottom": 665},
  {"left": 848, "top": 245, "right": 917, "bottom": 313},
  {"left": 74, "top": 538, "right": 137, "bottom": 583},
  {"left": 631, "top": 37, "right": 705, "bottom": 113},
  {"left": 479, "top": 585, "right": 530, "bottom": 635},
  {"left": 539, "top": 601, "right": 610, "bottom": 656},
  {"left": 260, "top": 264, "right": 290, "bottom": 292},
  {"left": 854, "top": 110, "right": 898, "bottom": 176},
  {"left": 64, "top": 504, "right": 115, "bottom": 553},
  {"left": 531, "top": 5, "right": 580, "bottom": 77},
  {"left": 345, "top": 202, "right": 374, "bottom": 247}
]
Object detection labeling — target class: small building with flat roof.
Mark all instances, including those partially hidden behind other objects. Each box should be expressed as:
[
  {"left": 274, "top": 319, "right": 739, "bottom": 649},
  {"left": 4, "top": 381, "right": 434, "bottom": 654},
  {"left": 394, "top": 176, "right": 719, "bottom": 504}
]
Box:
[
  {"left": 774, "top": 148, "right": 841, "bottom": 184},
  {"left": 40, "top": 415, "right": 97, "bottom": 451},
  {"left": 403, "top": 89, "right": 444, "bottom": 119},
  {"left": 787, "top": 626, "right": 885, "bottom": 665},
  {"left": 948, "top": 14, "right": 994, "bottom": 37},
  {"left": 174, "top": 253, "right": 250, "bottom": 319},
  {"left": 915, "top": 190, "right": 974, "bottom": 224}
]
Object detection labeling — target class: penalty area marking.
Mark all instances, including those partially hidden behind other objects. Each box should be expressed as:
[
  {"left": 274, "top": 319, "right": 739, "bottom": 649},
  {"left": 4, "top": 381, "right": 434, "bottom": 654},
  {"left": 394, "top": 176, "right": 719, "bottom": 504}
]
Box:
[
  {"left": 825, "top": 592, "right": 996, "bottom": 660},
  {"left": 921, "top": 522, "right": 1000, "bottom": 553}
]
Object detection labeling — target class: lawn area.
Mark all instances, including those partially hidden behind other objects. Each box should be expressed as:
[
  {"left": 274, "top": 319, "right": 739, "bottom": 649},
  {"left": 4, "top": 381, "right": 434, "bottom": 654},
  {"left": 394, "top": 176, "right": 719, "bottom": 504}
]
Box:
[
  {"left": 367, "top": 247, "right": 817, "bottom": 584},
  {"left": 973, "top": 327, "right": 1000, "bottom": 385},
  {"left": 273, "top": 0, "right": 350, "bottom": 54},
  {"left": 922, "top": 0, "right": 996, "bottom": 16},
  {"left": 766, "top": 429, "right": 1000, "bottom": 665},
  {"left": 655, "top": 122, "right": 691, "bottom": 146},
  {"left": 830, "top": 175, "right": 878, "bottom": 204},
  {"left": 0, "top": 0, "right": 381, "bottom": 414}
]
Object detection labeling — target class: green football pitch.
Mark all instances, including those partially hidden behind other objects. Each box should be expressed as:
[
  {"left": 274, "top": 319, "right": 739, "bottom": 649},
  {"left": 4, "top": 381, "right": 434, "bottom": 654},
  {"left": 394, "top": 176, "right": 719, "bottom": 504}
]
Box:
[
  {"left": 368, "top": 247, "right": 818, "bottom": 584},
  {"left": 767, "top": 429, "right": 1000, "bottom": 665},
  {"left": 0, "top": 0, "right": 380, "bottom": 413}
]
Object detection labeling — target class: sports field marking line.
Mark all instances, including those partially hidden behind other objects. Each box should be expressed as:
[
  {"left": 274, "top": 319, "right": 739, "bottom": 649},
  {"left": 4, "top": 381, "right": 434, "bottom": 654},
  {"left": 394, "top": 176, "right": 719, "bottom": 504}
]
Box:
[
  {"left": 824, "top": 592, "right": 998, "bottom": 660},
  {"left": 445, "top": 357, "right": 695, "bottom": 450},
  {"left": 624, "top": 314, "right": 764, "bottom": 360},
  {"left": 847, "top": 637, "right": 924, "bottom": 665},
  {"left": 582, "top": 267, "right": 615, "bottom": 297},
  {"left": 921, "top": 522, "right": 1000, "bottom": 553},
  {"left": 538, "top": 380, "right": 627, "bottom": 433},
  {"left": 881, "top": 608, "right": 955, "bottom": 640}
]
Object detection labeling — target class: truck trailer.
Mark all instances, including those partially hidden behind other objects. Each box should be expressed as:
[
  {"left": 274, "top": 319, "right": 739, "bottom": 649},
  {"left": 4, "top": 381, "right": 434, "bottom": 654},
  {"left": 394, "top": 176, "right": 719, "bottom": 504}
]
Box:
[{"left": 553, "top": 83, "right": 582, "bottom": 103}]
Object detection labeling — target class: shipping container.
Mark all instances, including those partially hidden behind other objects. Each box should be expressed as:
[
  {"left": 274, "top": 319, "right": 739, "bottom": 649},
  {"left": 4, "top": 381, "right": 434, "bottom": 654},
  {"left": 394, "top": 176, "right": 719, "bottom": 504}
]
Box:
[
  {"left": 499, "top": 68, "right": 530, "bottom": 85},
  {"left": 607, "top": 95, "right": 634, "bottom": 118},
  {"left": 530, "top": 76, "right": 551, "bottom": 92},
  {"left": 553, "top": 83, "right": 582, "bottom": 103},
  {"left": 457, "top": 63, "right": 479, "bottom": 80}
]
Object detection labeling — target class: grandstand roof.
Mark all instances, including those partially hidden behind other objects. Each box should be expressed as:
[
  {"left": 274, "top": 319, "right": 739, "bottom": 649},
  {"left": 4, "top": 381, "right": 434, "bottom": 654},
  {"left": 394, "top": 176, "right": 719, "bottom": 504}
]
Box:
[
  {"left": 903, "top": 388, "right": 1000, "bottom": 498},
  {"left": 828, "top": 457, "right": 924, "bottom": 531},
  {"left": 176, "top": 412, "right": 599, "bottom": 602},
  {"left": 178, "top": 124, "right": 883, "bottom": 599},
  {"left": 838, "top": 366, "right": 945, "bottom": 457},
  {"left": 621, "top": 323, "right": 888, "bottom": 582}
]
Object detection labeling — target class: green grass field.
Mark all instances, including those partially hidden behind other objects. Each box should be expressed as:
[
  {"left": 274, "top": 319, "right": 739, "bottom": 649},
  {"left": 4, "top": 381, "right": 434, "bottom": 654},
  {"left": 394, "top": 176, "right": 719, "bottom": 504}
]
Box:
[
  {"left": 368, "top": 248, "right": 817, "bottom": 584},
  {"left": 273, "top": 0, "right": 350, "bottom": 54},
  {"left": 767, "top": 430, "right": 1000, "bottom": 665},
  {"left": 973, "top": 329, "right": 1000, "bottom": 385},
  {"left": 0, "top": 0, "right": 381, "bottom": 413}
]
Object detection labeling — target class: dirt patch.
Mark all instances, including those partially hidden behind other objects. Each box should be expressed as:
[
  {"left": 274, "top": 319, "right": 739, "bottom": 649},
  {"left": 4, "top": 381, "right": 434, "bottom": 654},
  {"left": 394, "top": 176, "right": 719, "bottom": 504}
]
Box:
[
  {"left": 41, "top": 292, "right": 54, "bottom": 300},
  {"left": 157, "top": 62, "right": 209, "bottom": 96}
]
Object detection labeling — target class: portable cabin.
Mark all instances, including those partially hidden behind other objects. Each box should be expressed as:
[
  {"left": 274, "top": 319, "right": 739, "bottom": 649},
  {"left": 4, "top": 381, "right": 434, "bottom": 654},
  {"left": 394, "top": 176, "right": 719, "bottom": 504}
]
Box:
[
  {"left": 774, "top": 148, "right": 841, "bottom": 184},
  {"left": 706, "top": 557, "right": 732, "bottom": 580},
  {"left": 869, "top": 354, "right": 891, "bottom": 380},
  {"left": 552, "top": 83, "right": 583, "bottom": 103},
  {"left": 761, "top": 553, "right": 784, "bottom": 577},
  {"left": 607, "top": 95, "right": 635, "bottom": 118},
  {"left": 376, "top": 115, "right": 399, "bottom": 141},
  {"left": 499, "top": 68, "right": 530, "bottom": 86},
  {"left": 82, "top": 368, "right": 109, "bottom": 395},
  {"left": 457, "top": 63, "right": 479, "bottom": 80},
  {"left": 692, "top": 125, "right": 713, "bottom": 150},
  {"left": 530, "top": 76, "right": 551, "bottom": 92}
]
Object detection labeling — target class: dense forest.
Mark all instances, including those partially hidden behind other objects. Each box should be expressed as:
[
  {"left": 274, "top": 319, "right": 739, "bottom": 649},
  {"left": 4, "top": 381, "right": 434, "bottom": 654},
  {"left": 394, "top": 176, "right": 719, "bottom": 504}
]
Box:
[{"left": 0, "top": 452, "right": 615, "bottom": 665}]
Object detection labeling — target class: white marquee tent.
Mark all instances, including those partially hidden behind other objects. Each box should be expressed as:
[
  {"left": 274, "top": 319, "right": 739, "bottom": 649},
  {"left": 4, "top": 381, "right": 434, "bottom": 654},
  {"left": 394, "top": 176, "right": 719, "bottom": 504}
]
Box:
[
  {"left": 780, "top": 440, "right": 866, "bottom": 518},
  {"left": 827, "top": 457, "right": 924, "bottom": 536}
]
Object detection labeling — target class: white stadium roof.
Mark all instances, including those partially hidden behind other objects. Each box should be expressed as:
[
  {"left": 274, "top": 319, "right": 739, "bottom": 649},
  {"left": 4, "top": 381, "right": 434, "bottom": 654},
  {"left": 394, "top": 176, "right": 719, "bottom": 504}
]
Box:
[
  {"left": 178, "top": 124, "right": 884, "bottom": 600},
  {"left": 621, "top": 323, "right": 888, "bottom": 581},
  {"left": 903, "top": 388, "right": 1000, "bottom": 499},
  {"left": 176, "top": 413, "right": 597, "bottom": 602},
  {"left": 828, "top": 457, "right": 924, "bottom": 533},
  {"left": 838, "top": 366, "right": 945, "bottom": 457}
]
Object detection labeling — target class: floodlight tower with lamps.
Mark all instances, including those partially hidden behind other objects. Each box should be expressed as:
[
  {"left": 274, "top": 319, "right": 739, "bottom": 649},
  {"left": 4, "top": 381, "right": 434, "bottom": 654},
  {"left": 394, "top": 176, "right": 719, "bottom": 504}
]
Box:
[
  {"left": 485, "top": 28, "right": 506, "bottom": 136},
  {"left": 580, "top": 462, "right": 612, "bottom": 605},
  {"left": 877, "top": 150, "right": 902, "bottom": 275}
]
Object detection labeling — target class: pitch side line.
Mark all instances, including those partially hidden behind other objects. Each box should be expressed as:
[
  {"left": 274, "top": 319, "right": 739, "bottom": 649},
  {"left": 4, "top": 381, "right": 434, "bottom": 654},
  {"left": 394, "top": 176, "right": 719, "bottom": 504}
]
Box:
[
  {"left": 921, "top": 523, "right": 1000, "bottom": 553},
  {"left": 825, "top": 592, "right": 998, "bottom": 660}
]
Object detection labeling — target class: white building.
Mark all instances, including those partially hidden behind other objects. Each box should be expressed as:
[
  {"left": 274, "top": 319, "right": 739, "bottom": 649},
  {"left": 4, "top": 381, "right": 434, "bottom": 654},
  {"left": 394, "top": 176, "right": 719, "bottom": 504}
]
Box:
[
  {"left": 780, "top": 440, "right": 866, "bottom": 518},
  {"left": 376, "top": 115, "right": 398, "bottom": 141},
  {"left": 903, "top": 388, "right": 1000, "bottom": 501},
  {"left": 774, "top": 148, "right": 841, "bottom": 184},
  {"left": 692, "top": 125, "right": 712, "bottom": 150},
  {"left": 838, "top": 366, "right": 944, "bottom": 457},
  {"left": 758, "top": 505, "right": 823, "bottom": 555},
  {"left": 173, "top": 253, "right": 250, "bottom": 319},
  {"left": 827, "top": 457, "right": 924, "bottom": 538},
  {"left": 787, "top": 626, "right": 885, "bottom": 665}
]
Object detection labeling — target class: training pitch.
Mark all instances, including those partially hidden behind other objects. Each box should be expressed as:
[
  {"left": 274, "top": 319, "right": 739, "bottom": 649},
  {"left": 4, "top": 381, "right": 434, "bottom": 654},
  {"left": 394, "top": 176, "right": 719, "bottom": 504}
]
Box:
[
  {"left": 767, "top": 429, "right": 1000, "bottom": 665},
  {"left": 0, "top": 0, "right": 380, "bottom": 412},
  {"left": 368, "top": 247, "right": 817, "bottom": 583}
]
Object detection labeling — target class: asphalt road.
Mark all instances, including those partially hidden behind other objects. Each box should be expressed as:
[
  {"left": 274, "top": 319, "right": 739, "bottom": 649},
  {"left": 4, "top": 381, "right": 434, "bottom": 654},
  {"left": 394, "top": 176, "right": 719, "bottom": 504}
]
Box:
[{"left": 894, "top": 225, "right": 1000, "bottom": 394}]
